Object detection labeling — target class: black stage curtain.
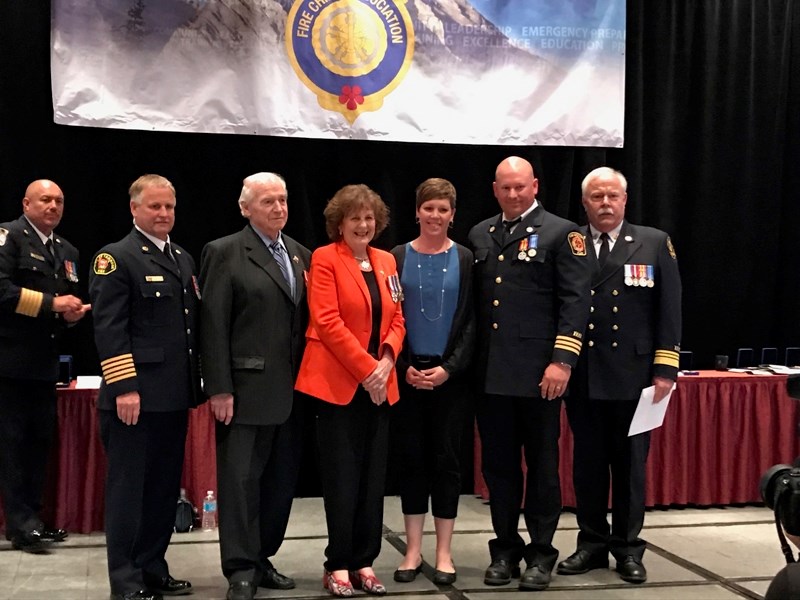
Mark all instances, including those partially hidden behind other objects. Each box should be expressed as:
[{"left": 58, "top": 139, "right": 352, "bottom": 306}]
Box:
[{"left": 1, "top": 2, "right": 799, "bottom": 375}]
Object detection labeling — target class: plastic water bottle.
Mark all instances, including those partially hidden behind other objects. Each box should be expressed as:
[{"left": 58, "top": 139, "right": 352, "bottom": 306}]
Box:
[{"left": 201, "top": 490, "right": 217, "bottom": 531}]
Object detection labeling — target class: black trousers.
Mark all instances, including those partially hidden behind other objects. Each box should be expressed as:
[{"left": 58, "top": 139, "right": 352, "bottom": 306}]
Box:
[
  {"left": 565, "top": 397, "right": 650, "bottom": 561},
  {"left": 0, "top": 377, "right": 56, "bottom": 538},
  {"left": 391, "top": 373, "right": 466, "bottom": 519},
  {"left": 216, "top": 403, "right": 304, "bottom": 584},
  {"left": 316, "top": 390, "right": 389, "bottom": 572},
  {"left": 99, "top": 409, "right": 188, "bottom": 595},
  {"left": 476, "top": 393, "right": 561, "bottom": 569}
]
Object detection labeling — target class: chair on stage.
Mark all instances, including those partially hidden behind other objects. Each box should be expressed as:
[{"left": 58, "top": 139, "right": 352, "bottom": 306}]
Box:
[
  {"left": 736, "top": 348, "right": 754, "bottom": 368},
  {"left": 761, "top": 347, "right": 778, "bottom": 365},
  {"left": 785, "top": 347, "right": 800, "bottom": 367}
]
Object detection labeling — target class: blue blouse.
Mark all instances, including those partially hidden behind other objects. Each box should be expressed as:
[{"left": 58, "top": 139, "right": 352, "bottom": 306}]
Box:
[{"left": 400, "top": 243, "right": 460, "bottom": 357}]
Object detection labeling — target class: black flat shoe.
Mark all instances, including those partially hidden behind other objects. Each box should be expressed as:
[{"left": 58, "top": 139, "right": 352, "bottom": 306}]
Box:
[
  {"left": 110, "top": 590, "right": 162, "bottom": 600},
  {"left": 393, "top": 563, "right": 422, "bottom": 583},
  {"left": 432, "top": 568, "right": 456, "bottom": 585}
]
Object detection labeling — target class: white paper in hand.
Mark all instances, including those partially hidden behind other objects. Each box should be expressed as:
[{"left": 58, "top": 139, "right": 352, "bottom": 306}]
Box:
[{"left": 628, "top": 383, "right": 676, "bottom": 436}]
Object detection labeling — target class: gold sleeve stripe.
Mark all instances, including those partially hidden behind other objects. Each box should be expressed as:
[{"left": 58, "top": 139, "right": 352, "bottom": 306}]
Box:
[
  {"left": 15, "top": 288, "right": 43, "bottom": 317},
  {"left": 556, "top": 335, "right": 583, "bottom": 352},
  {"left": 105, "top": 369, "right": 137, "bottom": 384},
  {"left": 101, "top": 354, "right": 137, "bottom": 383},
  {"left": 654, "top": 350, "right": 680, "bottom": 368},
  {"left": 555, "top": 335, "right": 582, "bottom": 353},
  {"left": 101, "top": 354, "right": 134, "bottom": 368}
]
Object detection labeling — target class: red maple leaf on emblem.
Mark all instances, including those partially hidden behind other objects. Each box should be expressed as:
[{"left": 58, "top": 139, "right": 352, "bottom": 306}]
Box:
[{"left": 339, "top": 85, "right": 364, "bottom": 110}]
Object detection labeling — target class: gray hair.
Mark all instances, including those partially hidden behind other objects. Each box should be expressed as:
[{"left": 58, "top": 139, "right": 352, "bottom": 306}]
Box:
[
  {"left": 238, "top": 172, "right": 287, "bottom": 215},
  {"left": 581, "top": 167, "right": 628, "bottom": 195}
]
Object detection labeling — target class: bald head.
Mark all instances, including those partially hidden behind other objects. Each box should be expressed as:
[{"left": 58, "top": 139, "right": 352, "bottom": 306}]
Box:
[
  {"left": 493, "top": 156, "right": 538, "bottom": 220},
  {"left": 23, "top": 179, "right": 65, "bottom": 236}
]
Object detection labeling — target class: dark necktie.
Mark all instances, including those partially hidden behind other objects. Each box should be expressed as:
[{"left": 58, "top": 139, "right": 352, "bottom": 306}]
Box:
[
  {"left": 598, "top": 232, "right": 610, "bottom": 267},
  {"left": 270, "top": 241, "right": 294, "bottom": 296},
  {"left": 163, "top": 241, "right": 175, "bottom": 263},
  {"left": 44, "top": 239, "right": 55, "bottom": 265},
  {"left": 502, "top": 217, "right": 521, "bottom": 244}
]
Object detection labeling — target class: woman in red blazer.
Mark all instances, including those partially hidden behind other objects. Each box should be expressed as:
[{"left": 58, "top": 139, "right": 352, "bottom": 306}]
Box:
[{"left": 295, "top": 184, "right": 405, "bottom": 597}]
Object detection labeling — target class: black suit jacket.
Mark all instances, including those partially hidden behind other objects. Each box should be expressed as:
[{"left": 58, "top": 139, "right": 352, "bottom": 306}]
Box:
[
  {"left": 468, "top": 204, "right": 591, "bottom": 397},
  {"left": 0, "top": 216, "right": 81, "bottom": 382},
  {"left": 575, "top": 221, "right": 682, "bottom": 400},
  {"left": 199, "top": 225, "right": 311, "bottom": 426},
  {"left": 89, "top": 229, "right": 202, "bottom": 411}
]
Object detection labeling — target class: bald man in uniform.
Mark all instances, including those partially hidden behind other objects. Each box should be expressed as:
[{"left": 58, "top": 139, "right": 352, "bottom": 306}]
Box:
[{"left": 0, "top": 179, "right": 89, "bottom": 553}]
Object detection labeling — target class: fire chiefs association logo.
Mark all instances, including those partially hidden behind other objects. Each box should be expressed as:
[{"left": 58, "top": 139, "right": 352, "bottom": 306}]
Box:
[{"left": 285, "top": 0, "right": 414, "bottom": 124}]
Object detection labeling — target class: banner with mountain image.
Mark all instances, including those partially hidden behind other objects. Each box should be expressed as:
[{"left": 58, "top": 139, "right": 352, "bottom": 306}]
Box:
[{"left": 51, "top": 0, "right": 626, "bottom": 147}]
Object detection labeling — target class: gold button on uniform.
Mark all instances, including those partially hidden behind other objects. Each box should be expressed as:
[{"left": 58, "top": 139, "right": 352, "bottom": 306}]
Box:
[
  {"left": 590, "top": 306, "right": 595, "bottom": 312},
  {"left": 588, "top": 323, "right": 595, "bottom": 330},
  {"left": 612, "top": 342, "right": 618, "bottom": 348},
  {"left": 612, "top": 290, "right": 619, "bottom": 296},
  {"left": 591, "top": 290, "right": 596, "bottom": 296},
  {"left": 612, "top": 306, "right": 618, "bottom": 313},
  {"left": 493, "top": 300, "right": 500, "bottom": 306},
  {"left": 612, "top": 324, "right": 619, "bottom": 331},
  {"left": 495, "top": 276, "right": 502, "bottom": 284},
  {"left": 498, "top": 255, "right": 505, "bottom": 261},
  {"left": 588, "top": 340, "right": 595, "bottom": 347},
  {"left": 492, "top": 323, "right": 499, "bottom": 330},
  {"left": 155, "top": 292, "right": 161, "bottom": 297}
]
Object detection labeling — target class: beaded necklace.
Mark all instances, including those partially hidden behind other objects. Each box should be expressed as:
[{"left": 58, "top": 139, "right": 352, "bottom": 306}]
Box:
[{"left": 416, "top": 244, "right": 451, "bottom": 322}]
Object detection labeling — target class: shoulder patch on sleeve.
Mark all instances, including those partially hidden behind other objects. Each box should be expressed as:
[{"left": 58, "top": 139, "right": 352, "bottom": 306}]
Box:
[
  {"left": 568, "top": 232, "right": 587, "bottom": 256},
  {"left": 0, "top": 227, "right": 8, "bottom": 246},
  {"left": 93, "top": 253, "right": 117, "bottom": 275},
  {"left": 666, "top": 236, "right": 677, "bottom": 260}
]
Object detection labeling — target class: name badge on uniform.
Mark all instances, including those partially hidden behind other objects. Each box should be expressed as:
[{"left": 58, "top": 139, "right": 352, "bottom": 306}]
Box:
[
  {"left": 30, "top": 252, "right": 45, "bottom": 262},
  {"left": 64, "top": 260, "right": 79, "bottom": 282},
  {"left": 145, "top": 275, "right": 164, "bottom": 282},
  {"left": 387, "top": 273, "right": 403, "bottom": 303}
]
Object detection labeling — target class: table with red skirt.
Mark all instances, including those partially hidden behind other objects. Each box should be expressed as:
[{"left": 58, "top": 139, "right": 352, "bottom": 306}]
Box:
[
  {"left": 0, "top": 383, "right": 216, "bottom": 534},
  {"left": 1, "top": 371, "right": 799, "bottom": 534},
  {"left": 474, "top": 370, "right": 800, "bottom": 507}
]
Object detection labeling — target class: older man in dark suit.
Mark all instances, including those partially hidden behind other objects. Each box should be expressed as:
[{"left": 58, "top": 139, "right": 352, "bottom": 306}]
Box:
[
  {"left": 469, "top": 156, "right": 591, "bottom": 591},
  {"left": 557, "top": 167, "right": 681, "bottom": 584},
  {"left": 90, "top": 174, "right": 201, "bottom": 600},
  {"left": 199, "top": 173, "right": 311, "bottom": 600}
]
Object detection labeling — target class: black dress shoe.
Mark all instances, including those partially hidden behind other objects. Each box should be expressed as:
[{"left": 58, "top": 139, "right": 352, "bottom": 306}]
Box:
[
  {"left": 11, "top": 530, "right": 52, "bottom": 554},
  {"left": 393, "top": 563, "right": 422, "bottom": 583},
  {"left": 519, "top": 564, "right": 551, "bottom": 591},
  {"left": 260, "top": 567, "right": 296, "bottom": 589},
  {"left": 144, "top": 575, "right": 192, "bottom": 596},
  {"left": 483, "top": 559, "right": 520, "bottom": 586},
  {"left": 226, "top": 581, "right": 255, "bottom": 600},
  {"left": 40, "top": 528, "right": 69, "bottom": 542},
  {"left": 432, "top": 569, "right": 457, "bottom": 585},
  {"left": 616, "top": 556, "right": 647, "bottom": 583},
  {"left": 110, "top": 590, "right": 163, "bottom": 600},
  {"left": 556, "top": 549, "right": 609, "bottom": 575}
]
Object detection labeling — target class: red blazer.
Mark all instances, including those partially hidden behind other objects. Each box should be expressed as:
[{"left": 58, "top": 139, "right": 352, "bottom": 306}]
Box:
[{"left": 295, "top": 241, "right": 405, "bottom": 405}]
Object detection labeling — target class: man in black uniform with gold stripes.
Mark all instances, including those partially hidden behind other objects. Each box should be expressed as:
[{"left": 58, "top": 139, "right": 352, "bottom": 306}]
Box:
[
  {"left": 90, "top": 175, "right": 201, "bottom": 600},
  {"left": 469, "top": 157, "right": 591, "bottom": 591},
  {"left": 557, "top": 167, "right": 681, "bottom": 584},
  {"left": 0, "top": 179, "right": 89, "bottom": 553}
]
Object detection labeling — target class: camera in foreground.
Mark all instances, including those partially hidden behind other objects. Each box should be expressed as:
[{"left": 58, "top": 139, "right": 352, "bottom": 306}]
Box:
[{"left": 760, "top": 464, "right": 800, "bottom": 536}]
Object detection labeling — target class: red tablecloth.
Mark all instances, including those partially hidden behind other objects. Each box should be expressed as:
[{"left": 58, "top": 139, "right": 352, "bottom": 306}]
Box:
[
  {"left": 0, "top": 385, "right": 216, "bottom": 534},
  {"left": 474, "top": 371, "right": 800, "bottom": 507}
]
